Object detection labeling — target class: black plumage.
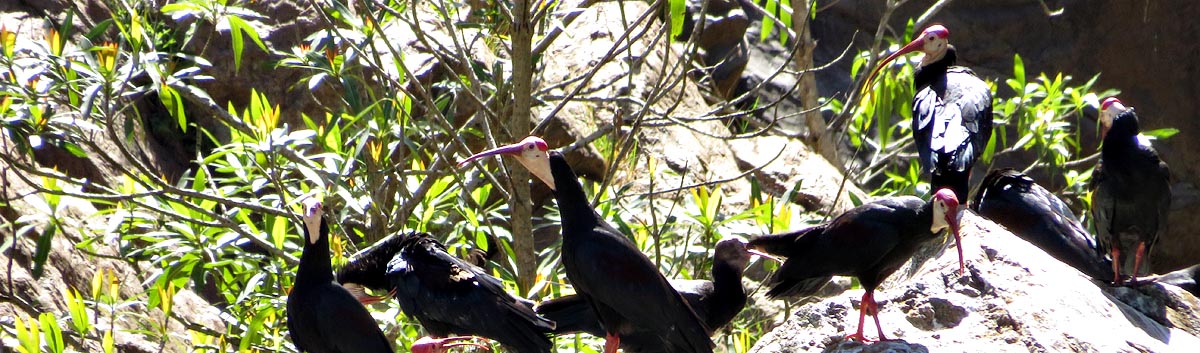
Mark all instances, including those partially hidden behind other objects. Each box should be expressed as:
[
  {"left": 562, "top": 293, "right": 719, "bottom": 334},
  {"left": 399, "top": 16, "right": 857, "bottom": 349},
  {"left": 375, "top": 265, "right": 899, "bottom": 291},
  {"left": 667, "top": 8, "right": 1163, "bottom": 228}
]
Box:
[
  {"left": 459, "top": 136, "right": 713, "bottom": 353},
  {"left": 336, "top": 232, "right": 555, "bottom": 353},
  {"left": 864, "top": 25, "right": 993, "bottom": 202},
  {"left": 286, "top": 199, "right": 394, "bottom": 353},
  {"left": 1091, "top": 98, "right": 1171, "bottom": 284},
  {"left": 748, "top": 190, "right": 963, "bottom": 341},
  {"left": 536, "top": 238, "right": 753, "bottom": 351},
  {"left": 972, "top": 168, "right": 1114, "bottom": 281}
]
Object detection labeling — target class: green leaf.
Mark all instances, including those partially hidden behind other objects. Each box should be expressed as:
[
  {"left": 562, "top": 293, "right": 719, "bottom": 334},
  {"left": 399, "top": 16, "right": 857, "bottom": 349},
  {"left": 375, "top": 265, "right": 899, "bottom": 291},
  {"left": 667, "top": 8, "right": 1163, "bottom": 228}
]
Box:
[
  {"left": 1142, "top": 128, "right": 1179, "bottom": 140},
  {"left": 669, "top": 0, "right": 686, "bottom": 40},
  {"left": 779, "top": 0, "right": 792, "bottom": 44},
  {"left": 32, "top": 224, "right": 57, "bottom": 279},
  {"left": 760, "top": 0, "right": 776, "bottom": 43},
  {"left": 159, "top": 84, "right": 187, "bottom": 132},
  {"left": 40, "top": 312, "right": 64, "bottom": 353}
]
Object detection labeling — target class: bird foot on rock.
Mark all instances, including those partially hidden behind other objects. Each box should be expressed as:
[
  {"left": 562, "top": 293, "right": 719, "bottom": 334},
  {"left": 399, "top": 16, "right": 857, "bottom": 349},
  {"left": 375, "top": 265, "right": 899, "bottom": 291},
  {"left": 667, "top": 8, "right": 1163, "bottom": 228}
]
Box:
[
  {"left": 411, "top": 336, "right": 490, "bottom": 353},
  {"left": 844, "top": 332, "right": 876, "bottom": 343}
]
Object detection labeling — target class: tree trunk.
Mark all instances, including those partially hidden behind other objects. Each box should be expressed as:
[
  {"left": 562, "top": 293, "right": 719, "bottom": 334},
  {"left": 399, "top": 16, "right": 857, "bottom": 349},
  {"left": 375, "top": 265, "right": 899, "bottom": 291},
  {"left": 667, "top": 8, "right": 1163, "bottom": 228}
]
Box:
[
  {"left": 792, "top": 0, "right": 840, "bottom": 167},
  {"left": 508, "top": 0, "right": 536, "bottom": 295}
]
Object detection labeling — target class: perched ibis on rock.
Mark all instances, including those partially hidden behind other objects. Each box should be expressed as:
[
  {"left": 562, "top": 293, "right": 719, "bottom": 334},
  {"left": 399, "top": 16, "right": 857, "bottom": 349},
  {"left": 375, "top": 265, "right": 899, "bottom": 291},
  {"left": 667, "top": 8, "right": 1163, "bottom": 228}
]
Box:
[
  {"left": 863, "top": 25, "right": 993, "bottom": 203},
  {"left": 972, "top": 168, "right": 1114, "bottom": 281},
  {"left": 748, "top": 190, "right": 965, "bottom": 341},
  {"left": 286, "top": 198, "right": 394, "bottom": 353},
  {"left": 460, "top": 136, "right": 714, "bottom": 353},
  {"left": 535, "top": 238, "right": 767, "bottom": 351},
  {"left": 1091, "top": 97, "right": 1171, "bottom": 285},
  {"left": 336, "top": 231, "right": 553, "bottom": 353}
]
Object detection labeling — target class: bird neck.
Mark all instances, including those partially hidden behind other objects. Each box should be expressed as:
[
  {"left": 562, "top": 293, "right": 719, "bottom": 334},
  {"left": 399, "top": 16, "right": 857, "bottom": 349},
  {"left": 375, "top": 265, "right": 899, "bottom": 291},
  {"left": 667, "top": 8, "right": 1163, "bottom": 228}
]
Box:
[
  {"left": 298, "top": 220, "right": 334, "bottom": 284},
  {"left": 914, "top": 45, "right": 957, "bottom": 89},
  {"left": 548, "top": 152, "right": 602, "bottom": 232},
  {"left": 919, "top": 199, "right": 938, "bottom": 235},
  {"left": 336, "top": 232, "right": 409, "bottom": 290},
  {"left": 1103, "top": 109, "right": 1142, "bottom": 147},
  {"left": 707, "top": 260, "right": 747, "bottom": 324}
]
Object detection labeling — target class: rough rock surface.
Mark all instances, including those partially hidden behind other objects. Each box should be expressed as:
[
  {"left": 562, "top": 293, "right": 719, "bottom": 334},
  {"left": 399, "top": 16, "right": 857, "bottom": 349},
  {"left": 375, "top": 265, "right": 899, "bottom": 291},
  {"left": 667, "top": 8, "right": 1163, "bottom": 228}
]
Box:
[
  {"left": 750, "top": 212, "right": 1200, "bottom": 353},
  {"left": 538, "top": 2, "right": 857, "bottom": 216},
  {"left": 1, "top": 137, "right": 225, "bottom": 353},
  {"left": 810, "top": 0, "right": 1200, "bottom": 273}
]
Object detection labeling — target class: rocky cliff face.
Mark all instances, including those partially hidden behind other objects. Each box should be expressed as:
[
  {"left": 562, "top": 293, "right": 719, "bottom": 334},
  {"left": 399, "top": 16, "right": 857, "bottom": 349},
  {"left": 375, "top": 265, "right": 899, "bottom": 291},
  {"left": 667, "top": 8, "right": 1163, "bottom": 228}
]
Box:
[{"left": 749, "top": 212, "right": 1200, "bottom": 353}]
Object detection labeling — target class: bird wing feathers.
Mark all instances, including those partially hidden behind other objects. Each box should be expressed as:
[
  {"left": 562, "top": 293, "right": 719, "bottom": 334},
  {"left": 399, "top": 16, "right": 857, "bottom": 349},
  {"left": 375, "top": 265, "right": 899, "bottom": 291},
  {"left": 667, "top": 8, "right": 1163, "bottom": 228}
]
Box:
[
  {"left": 304, "top": 284, "right": 395, "bottom": 353},
  {"left": 913, "top": 68, "right": 993, "bottom": 173},
  {"left": 568, "top": 224, "right": 714, "bottom": 353}
]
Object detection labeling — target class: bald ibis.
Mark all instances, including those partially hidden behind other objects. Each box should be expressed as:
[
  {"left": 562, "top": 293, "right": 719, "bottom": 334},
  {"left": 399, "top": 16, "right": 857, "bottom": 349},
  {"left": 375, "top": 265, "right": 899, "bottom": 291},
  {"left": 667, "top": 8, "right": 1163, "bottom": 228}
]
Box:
[
  {"left": 1091, "top": 97, "right": 1171, "bottom": 284},
  {"left": 748, "top": 190, "right": 964, "bottom": 341},
  {"left": 972, "top": 168, "right": 1114, "bottom": 281},
  {"left": 460, "top": 136, "right": 714, "bottom": 353},
  {"left": 286, "top": 199, "right": 394, "bottom": 353},
  {"left": 534, "top": 238, "right": 759, "bottom": 351},
  {"left": 863, "top": 25, "right": 993, "bottom": 203},
  {"left": 336, "top": 231, "right": 554, "bottom": 353}
]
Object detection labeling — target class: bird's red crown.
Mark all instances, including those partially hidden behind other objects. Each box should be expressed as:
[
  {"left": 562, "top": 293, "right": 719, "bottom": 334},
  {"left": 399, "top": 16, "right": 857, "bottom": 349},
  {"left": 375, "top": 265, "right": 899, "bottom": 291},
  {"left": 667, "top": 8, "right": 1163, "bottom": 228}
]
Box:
[
  {"left": 922, "top": 25, "right": 949, "bottom": 39},
  {"left": 1101, "top": 97, "right": 1122, "bottom": 111}
]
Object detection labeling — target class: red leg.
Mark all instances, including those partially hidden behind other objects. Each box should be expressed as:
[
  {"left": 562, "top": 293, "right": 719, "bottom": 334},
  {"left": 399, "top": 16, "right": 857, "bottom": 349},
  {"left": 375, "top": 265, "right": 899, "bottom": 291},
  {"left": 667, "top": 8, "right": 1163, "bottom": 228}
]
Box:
[
  {"left": 1131, "top": 242, "right": 1147, "bottom": 282},
  {"left": 867, "top": 291, "right": 889, "bottom": 341},
  {"left": 845, "top": 291, "right": 874, "bottom": 342},
  {"left": 1111, "top": 247, "right": 1123, "bottom": 285},
  {"left": 603, "top": 333, "right": 621, "bottom": 353}
]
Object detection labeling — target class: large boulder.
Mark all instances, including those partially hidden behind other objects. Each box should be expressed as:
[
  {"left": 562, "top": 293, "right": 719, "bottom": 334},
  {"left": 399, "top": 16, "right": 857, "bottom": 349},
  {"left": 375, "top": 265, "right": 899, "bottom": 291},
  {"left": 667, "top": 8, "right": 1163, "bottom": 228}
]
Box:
[
  {"left": 750, "top": 212, "right": 1200, "bottom": 352},
  {"left": 809, "top": 0, "right": 1200, "bottom": 273}
]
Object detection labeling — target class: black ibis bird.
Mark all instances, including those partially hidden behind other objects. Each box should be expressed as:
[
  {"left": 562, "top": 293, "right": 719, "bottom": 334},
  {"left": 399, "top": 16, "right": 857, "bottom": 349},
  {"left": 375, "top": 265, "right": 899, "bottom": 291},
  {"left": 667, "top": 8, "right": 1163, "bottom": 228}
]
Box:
[
  {"left": 335, "top": 231, "right": 553, "bottom": 353},
  {"left": 1091, "top": 97, "right": 1171, "bottom": 285},
  {"left": 286, "top": 198, "right": 394, "bottom": 353},
  {"left": 534, "top": 238, "right": 764, "bottom": 351},
  {"left": 459, "top": 136, "right": 714, "bottom": 353},
  {"left": 863, "top": 24, "right": 993, "bottom": 203},
  {"left": 747, "top": 189, "right": 964, "bottom": 341},
  {"left": 972, "top": 168, "right": 1114, "bottom": 281}
]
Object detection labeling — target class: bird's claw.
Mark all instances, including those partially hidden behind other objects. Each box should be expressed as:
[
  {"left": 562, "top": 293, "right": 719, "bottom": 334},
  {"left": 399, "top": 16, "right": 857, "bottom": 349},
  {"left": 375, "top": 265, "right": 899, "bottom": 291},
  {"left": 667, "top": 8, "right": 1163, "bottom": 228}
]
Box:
[
  {"left": 411, "top": 336, "right": 490, "bottom": 353},
  {"left": 844, "top": 332, "right": 875, "bottom": 343}
]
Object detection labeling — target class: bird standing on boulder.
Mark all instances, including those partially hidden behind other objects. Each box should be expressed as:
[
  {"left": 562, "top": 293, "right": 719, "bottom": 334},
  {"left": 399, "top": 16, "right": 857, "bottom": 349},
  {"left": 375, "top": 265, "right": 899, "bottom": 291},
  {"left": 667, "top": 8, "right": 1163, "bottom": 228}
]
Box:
[
  {"left": 336, "top": 231, "right": 553, "bottom": 353},
  {"left": 535, "top": 238, "right": 766, "bottom": 351},
  {"left": 460, "top": 136, "right": 714, "bottom": 353},
  {"left": 1091, "top": 97, "right": 1171, "bottom": 285},
  {"left": 748, "top": 190, "right": 965, "bottom": 341},
  {"left": 863, "top": 24, "right": 993, "bottom": 204},
  {"left": 972, "top": 168, "right": 1114, "bottom": 281},
  {"left": 286, "top": 198, "right": 394, "bottom": 353}
]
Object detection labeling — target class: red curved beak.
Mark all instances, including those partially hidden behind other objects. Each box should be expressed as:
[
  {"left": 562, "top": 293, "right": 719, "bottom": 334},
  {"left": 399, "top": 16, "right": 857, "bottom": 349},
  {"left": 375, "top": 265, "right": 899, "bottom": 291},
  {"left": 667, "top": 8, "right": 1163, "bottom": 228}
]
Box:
[
  {"left": 948, "top": 209, "right": 965, "bottom": 275},
  {"left": 861, "top": 36, "right": 927, "bottom": 94},
  {"left": 457, "top": 143, "right": 527, "bottom": 167}
]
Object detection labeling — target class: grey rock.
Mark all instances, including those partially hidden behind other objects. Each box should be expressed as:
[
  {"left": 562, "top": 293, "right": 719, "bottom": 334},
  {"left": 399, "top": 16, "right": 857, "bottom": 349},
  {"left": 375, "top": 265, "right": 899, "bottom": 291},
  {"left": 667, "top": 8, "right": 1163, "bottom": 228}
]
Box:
[{"left": 750, "top": 212, "right": 1200, "bottom": 352}]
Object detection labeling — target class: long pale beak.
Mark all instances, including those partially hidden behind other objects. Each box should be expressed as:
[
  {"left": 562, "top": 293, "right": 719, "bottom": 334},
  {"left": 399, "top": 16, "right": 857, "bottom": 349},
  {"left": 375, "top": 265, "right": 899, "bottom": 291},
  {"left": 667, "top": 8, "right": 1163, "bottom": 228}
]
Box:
[
  {"left": 948, "top": 210, "right": 965, "bottom": 275},
  {"left": 1100, "top": 123, "right": 1110, "bottom": 140},
  {"left": 861, "top": 37, "right": 926, "bottom": 96},
  {"left": 458, "top": 143, "right": 527, "bottom": 167},
  {"left": 747, "top": 249, "right": 783, "bottom": 264}
]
